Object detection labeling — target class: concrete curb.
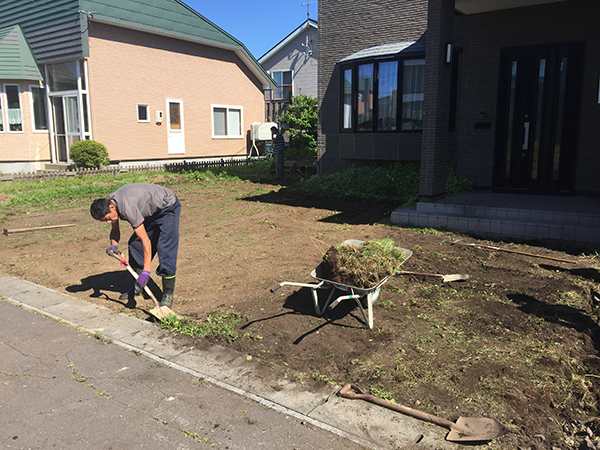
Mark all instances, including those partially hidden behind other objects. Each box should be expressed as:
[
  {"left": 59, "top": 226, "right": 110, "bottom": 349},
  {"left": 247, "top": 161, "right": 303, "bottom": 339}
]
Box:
[{"left": 0, "top": 274, "right": 454, "bottom": 450}]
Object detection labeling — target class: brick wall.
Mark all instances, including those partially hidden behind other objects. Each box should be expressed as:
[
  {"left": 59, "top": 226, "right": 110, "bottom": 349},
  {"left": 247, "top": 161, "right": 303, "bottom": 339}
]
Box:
[
  {"left": 318, "top": 0, "right": 428, "bottom": 174},
  {"left": 456, "top": 0, "right": 600, "bottom": 193}
]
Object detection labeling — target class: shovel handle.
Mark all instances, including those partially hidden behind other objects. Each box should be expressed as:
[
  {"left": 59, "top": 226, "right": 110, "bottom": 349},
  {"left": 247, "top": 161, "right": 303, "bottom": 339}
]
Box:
[
  {"left": 107, "top": 248, "right": 162, "bottom": 311},
  {"left": 396, "top": 270, "right": 443, "bottom": 278},
  {"left": 463, "top": 242, "right": 577, "bottom": 264},
  {"left": 338, "top": 384, "right": 457, "bottom": 431}
]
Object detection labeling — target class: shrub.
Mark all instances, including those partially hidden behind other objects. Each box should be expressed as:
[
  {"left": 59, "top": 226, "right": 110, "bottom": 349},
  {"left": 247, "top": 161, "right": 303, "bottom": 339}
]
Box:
[
  {"left": 69, "top": 140, "right": 110, "bottom": 168},
  {"left": 277, "top": 94, "right": 318, "bottom": 159}
]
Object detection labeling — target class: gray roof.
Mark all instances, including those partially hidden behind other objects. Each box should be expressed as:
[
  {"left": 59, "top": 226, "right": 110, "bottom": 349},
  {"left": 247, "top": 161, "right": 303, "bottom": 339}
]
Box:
[
  {"left": 0, "top": 25, "right": 43, "bottom": 81},
  {"left": 338, "top": 41, "right": 426, "bottom": 63}
]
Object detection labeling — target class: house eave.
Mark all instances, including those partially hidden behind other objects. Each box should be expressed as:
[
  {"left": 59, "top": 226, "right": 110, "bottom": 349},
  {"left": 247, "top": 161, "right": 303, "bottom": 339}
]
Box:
[{"left": 89, "top": 16, "right": 275, "bottom": 90}]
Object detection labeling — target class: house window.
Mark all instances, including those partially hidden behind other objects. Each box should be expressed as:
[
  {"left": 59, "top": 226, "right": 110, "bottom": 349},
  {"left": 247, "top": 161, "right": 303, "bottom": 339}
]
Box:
[
  {"left": 357, "top": 64, "right": 373, "bottom": 131},
  {"left": 401, "top": 59, "right": 425, "bottom": 130},
  {"left": 137, "top": 104, "right": 149, "bottom": 122},
  {"left": 342, "top": 69, "right": 352, "bottom": 129},
  {"left": 30, "top": 85, "right": 48, "bottom": 131},
  {"left": 378, "top": 61, "right": 398, "bottom": 131},
  {"left": 0, "top": 92, "right": 3, "bottom": 132},
  {"left": 341, "top": 55, "right": 425, "bottom": 133},
  {"left": 212, "top": 105, "right": 243, "bottom": 138},
  {"left": 5, "top": 84, "right": 23, "bottom": 132},
  {"left": 272, "top": 70, "right": 292, "bottom": 100}
]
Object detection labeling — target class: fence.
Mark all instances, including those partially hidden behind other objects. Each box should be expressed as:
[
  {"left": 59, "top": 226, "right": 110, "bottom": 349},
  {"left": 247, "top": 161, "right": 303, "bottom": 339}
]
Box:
[{"left": 0, "top": 158, "right": 261, "bottom": 183}]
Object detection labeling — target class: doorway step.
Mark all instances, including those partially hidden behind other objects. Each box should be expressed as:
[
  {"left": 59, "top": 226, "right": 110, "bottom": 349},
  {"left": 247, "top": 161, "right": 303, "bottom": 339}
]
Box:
[{"left": 391, "top": 192, "right": 600, "bottom": 245}]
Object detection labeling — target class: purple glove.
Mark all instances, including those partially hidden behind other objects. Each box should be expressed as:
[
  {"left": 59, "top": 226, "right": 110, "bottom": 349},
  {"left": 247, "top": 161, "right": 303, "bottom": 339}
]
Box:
[
  {"left": 106, "top": 244, "right": 119, "bottom": 256},
  {"left": 136, "top": 270, "right": 151, "bottom": 288}
]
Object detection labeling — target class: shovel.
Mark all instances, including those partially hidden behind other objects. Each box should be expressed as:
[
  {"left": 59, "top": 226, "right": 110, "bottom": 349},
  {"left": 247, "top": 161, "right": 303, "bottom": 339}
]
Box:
[
  {"left": 108, "top": 248, "right": 177, "bottom": 321},
  {"left": 338, "top": 384, "right": 508, "bottom": 443},
  {"left": 396, "top": 270, "right": 471, "bottom": 282}
]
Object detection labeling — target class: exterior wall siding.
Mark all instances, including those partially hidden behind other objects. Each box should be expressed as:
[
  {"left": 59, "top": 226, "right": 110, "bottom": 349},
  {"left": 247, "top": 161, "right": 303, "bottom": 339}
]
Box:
[
  {"left": 0, "top": 80, "right": 51, "bottom": 169},
  {"left": 1, "top": 0, "right": 85, "bottom": 63},
  {"left": 87, "top": 23, "right": 265, "bottom": 161},
  {"left": 456, "top": 0, "right": 600, "bottom": 193},
  {"left": 261, "top": 26, "right": 318, "bottom": 98},
  {"left": 318, "top": 0, "right": 428, "bottom": 174}
]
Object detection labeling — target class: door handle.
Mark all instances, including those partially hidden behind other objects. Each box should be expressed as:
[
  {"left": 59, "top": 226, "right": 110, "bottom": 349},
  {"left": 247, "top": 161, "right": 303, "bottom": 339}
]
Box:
[{"left": 522, "top": 122, "right": 530, "bottom": 151}]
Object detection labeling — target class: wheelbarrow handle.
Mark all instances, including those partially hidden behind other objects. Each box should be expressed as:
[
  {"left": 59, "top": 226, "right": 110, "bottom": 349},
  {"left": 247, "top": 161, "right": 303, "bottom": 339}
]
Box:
[{"left": 270, "top": 284, "right": 282, "bottom": 293}]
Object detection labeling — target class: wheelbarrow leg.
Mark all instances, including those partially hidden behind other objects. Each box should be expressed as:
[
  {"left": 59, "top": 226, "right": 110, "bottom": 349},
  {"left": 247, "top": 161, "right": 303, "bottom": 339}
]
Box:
[{"left": 311, "top": 286, "right": 337, "bottom": 316}]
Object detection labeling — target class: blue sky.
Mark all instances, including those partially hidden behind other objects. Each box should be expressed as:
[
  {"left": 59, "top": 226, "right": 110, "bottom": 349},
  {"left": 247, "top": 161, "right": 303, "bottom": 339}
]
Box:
[{"left": 182, "top": 0, "right": 318, "bottom": 59}]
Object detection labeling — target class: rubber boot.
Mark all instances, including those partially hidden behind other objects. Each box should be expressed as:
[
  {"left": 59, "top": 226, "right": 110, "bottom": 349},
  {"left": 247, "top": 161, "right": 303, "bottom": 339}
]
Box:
[
  {"left": 119, "top": 268, "right": 144, "bottom": 300},
  {"left": 160, "top": 276, "right": 175, "bottom": 308}
]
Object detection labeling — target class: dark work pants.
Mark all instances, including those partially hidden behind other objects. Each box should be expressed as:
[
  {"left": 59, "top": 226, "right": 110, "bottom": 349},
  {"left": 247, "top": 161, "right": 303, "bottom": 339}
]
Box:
[
  {"left": 275, "top": 151, "right": 285, "bottom": 179},
  {"left": 128, "top": 199, "right": 180, "bottom": 277}
]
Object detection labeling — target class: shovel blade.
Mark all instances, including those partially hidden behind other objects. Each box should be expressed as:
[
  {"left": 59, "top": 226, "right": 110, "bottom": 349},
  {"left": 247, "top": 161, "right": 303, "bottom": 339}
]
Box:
[
  {"left": 442, "top": 274, "right": 472, "bottom": 282},
  {"left": 148, "top": 306, "right": 179, "bottom": 321},
  {"left": 446, "top": 416, "right": 509, "bottom": 442}
]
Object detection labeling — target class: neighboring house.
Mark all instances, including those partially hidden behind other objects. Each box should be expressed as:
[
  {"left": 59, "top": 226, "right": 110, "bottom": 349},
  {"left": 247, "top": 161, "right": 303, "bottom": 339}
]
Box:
[
  {"left": 0, "top": 0, "right": 275, "bottom": 173},
  {"left": 318, "top": 0, "right": 600, "bottom": 198},
  {"left": 259, "top": 19, "right": 318, "bottom": 122}
]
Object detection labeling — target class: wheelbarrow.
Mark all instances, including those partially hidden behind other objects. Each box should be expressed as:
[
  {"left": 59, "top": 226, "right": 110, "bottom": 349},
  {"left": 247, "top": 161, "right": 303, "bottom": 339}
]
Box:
[{"left": 271, "top": 240, "right": 412, "bottom": 329}]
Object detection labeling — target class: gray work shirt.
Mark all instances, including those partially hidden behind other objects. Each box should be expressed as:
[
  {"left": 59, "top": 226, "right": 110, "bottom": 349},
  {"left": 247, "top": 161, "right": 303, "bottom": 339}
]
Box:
[{"left": 110, "top": 183, "right": 177, "bottom": 229}]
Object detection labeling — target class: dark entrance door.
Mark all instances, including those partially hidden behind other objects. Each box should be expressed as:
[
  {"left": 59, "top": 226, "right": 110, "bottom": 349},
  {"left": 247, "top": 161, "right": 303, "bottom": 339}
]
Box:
[{"left": 493, "top": 42, "right": 584, "bottom": 194}]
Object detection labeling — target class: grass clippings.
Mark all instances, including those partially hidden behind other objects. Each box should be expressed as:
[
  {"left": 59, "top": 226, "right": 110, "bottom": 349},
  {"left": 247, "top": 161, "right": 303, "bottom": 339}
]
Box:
[{"left": 320, "top": 238, "right": 406, "bottom": 288}]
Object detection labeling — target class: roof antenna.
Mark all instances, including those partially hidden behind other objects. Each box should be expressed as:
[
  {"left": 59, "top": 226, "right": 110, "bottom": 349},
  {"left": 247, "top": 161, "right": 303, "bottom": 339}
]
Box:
[{"left": 301, "top": 1, "right": 314, "bottom": 19}]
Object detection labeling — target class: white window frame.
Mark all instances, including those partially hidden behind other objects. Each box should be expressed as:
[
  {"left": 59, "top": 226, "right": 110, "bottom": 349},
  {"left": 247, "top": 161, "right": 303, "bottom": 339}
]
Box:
[
  {"left": 137, "top": 103, "right": 150, "bottom": 123},
  {"left": 0, "top": 88, "right": 4, "bottom": 133},
  {"left": 29, "top": 84, "right": 49, "bottom": 133},
  {"left": 3, "top": 83, "right": 23, "bottom": 133},
  {"left": 270, "top": 70, "right": 293, "bottom": 100},
  {"left": 211, "top": 105, "right": 244, "bottom": 139}
]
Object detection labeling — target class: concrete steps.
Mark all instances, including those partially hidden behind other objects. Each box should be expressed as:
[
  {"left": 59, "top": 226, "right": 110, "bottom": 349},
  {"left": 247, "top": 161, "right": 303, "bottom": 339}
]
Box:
[{"left": 391, "top": 195, "right": 600, "bottom": 245}]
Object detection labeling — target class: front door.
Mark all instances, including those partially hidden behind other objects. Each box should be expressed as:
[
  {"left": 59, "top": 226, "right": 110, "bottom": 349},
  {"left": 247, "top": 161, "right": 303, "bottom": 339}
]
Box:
[
  {"left": 167, "top": 99, "right": 185, "bottom": 155},
  {"left": 493, "top": 42, "right": 584, "bottom": 193},
  {"left": 52, "top": 95, "right": 80, "bottom": 163}
]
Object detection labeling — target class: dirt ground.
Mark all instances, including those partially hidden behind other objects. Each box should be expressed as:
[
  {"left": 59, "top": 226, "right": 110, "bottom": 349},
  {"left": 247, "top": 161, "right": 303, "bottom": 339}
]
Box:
[{"left": 2, "top": 176, "right": 600, "bottom": 449}]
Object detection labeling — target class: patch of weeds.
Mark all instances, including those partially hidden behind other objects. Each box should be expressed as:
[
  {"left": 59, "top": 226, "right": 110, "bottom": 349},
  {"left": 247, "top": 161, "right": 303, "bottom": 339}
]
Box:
[
  {"left": 259, "top": 218, "right": 277, "bottom": 228},
  {"left": 182, "top": 430, "right": 213, "bottom": 446},
  {"left": 378, "top": 299, "right": 393, "bottom": 309},
  {"left": 242, "top": 331, "right": 263, "bottom": 341},
  {"left": 161, "top": 310, "right": 242, "bottom": 341},
  {"left": 370, "top": 385, "right": 396, "bottom": 401},
  {"left": 312, "top": 372, "right": 334, "bottom": 384},
  {"left": 68, "top": 363, "right": 110, "bottom": 398},
  {"left": 557, "top": 290, "right": 584, "bottom": 308},
  {"left": 93, "top": 332, "right": 112, "bottom": 343}
]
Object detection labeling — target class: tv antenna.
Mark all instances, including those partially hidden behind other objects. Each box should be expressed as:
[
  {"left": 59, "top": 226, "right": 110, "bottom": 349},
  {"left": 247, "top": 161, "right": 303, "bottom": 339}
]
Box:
[{"left": 301, "top": 1, "right": 314, "bottom": 18}]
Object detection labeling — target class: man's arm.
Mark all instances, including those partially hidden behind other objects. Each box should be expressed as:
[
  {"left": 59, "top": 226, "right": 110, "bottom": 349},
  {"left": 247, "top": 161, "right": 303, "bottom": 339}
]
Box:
[
  {"left": 133, "top": 223, "right": 152, "bottom": 271},
  {"left": 109, "top": 221, "right": 120, "bottom": 246}
]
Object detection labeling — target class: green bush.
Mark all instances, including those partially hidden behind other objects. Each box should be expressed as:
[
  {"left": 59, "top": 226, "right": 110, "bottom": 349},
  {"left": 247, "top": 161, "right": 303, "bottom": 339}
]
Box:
[
  {"left": 68, "top": 140, "right": 110, "bottom": 168},
  {"left": 277, "top": 94, "right": 318, "bottom": 159}
]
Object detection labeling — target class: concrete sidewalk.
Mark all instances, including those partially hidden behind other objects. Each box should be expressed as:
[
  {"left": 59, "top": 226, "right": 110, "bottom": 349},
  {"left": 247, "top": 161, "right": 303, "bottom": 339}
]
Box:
[{"left": 0, "top": 275, "right": 455, "bottom": 450}]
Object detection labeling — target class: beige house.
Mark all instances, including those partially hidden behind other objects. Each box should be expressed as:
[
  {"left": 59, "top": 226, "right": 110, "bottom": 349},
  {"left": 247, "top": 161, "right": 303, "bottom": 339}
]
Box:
[{"left": 0, "top": 0, "right": 275, "bottom": 173}]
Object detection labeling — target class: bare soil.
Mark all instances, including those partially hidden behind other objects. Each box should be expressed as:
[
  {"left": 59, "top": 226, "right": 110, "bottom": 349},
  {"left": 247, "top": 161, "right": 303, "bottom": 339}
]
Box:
[{"left": 2, "top": 177, "right": 600, "bottom": 449}]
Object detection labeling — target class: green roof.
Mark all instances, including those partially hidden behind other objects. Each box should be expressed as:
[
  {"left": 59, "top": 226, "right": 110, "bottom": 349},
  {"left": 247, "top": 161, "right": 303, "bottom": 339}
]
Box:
[
  {"left": 0, "top": 25, "right": 43, "bottom": 81},
  {"left": 80, "top": 0, "right": 274, "bottom": 88}
]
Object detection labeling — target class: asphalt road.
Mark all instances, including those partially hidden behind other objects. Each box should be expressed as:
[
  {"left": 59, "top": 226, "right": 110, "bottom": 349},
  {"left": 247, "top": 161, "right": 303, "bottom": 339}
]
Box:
[{"left": 0, "top": 300, "right": 365, "bottom": 450}]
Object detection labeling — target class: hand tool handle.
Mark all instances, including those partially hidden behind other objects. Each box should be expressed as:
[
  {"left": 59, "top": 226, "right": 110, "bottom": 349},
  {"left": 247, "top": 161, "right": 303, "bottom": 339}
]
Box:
[
  {"left": 108, "top": 248, "right": 162, "bottom": 310},
  {"left": 480, "top": 245, "right": 578, "bottom": 264}
]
